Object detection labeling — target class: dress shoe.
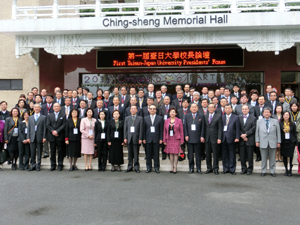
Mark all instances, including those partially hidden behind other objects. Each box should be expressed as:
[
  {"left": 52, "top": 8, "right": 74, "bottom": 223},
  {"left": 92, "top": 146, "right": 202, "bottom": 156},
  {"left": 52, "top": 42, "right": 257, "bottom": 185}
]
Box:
[
  {"left": 247, "top": 171, "right": 252, "bottom": 175},
  {"left": 98, "top": 168, "right": 102, "bottom": 172},
  {"left": 36, "top": 168, "right": 41, "bottom": 172},
  {"left": 205, "top": 170, "right": 212, "bottom": 174},
  {"left": 256, "top": 157, "right": 261, "bottom": 162},
  {"left": 146, "top": 169, "right": 151, "bottom": 173},
  {"left": 169, "top": 171, "right": 173, "bottom": 173},
  {"left": 201, "top": 157, "right": 205, "bottom": 161},
  {"left": 155, "top": 169, "right": 160, "bottom": 174},
  {"left": 214, "top": 170, "right": 219, "bottom": 175},
  {"left": 288, "top": 173, "right": 292, "bottom": 177},
  {"left": 261, "top": 173, "right": 266, "bottom": 177},
  {"left": 222, "top": 171, "right": 228, "bottom": 174},
  {"left": 219, "top": 158, "right": 222, "bottom": 161},
  {"left": 284, "top": 171, "right": 288, "bottom": 176},
  {"left": 230, "top": 172, "right": 236, "bottom": 175},
  {"left": 162, "top": 156, "right": 166, "bottom": 160},
  {"left": 240, "top": 171, "right": 246, "bottom": 175},
  {"left": 49, "top": 167, "right": 56, "bottom": 171},
  {"left": 69, "top": 167, "right": 73, "bottom": 171},
  {"left": 135, "top": 169, "right": 140, "bottom": 173},
  {"left": 57, "top": 167, "right": 62, "bottom": 171},
  {"left": 88, "top": 168, "right": 92, "bottom": 171},
  {"left": 73, "top": 166, "right": 78, "bottom": 171},
  {"left": 188, "top": 170, "right": 194, "bottom": 174},
  {"left": 270, "top": 173, "right": 276, "bottom": 177},
  {"left": 85, "top": 169, "right": 88, "bottom": 171},
  {"left": 42, "top": 154, "right": 49, "bottom": 158},
  {"left": 118, "top": 168, "right": 121, "bottom": 172},
  {"left": 197, "top": 170, "right": 203, "bottom": 174},
  {"left": 102, "top": 169, "right": 105, "bottom": 172},
  {"left": 7, "top": 160, "right": 11, "bottom": 165},
  {"left": 11, "top": 165, "right": 14, "bottom": 170},
  {"left": 237, "top": 158, "right": 241, "bottom": 161},
  {"left": 125, "top": 168, "right": 132, "bottom": 173},
  {"left": 29, "top": 167, "right": 36, "bottom": 171}
]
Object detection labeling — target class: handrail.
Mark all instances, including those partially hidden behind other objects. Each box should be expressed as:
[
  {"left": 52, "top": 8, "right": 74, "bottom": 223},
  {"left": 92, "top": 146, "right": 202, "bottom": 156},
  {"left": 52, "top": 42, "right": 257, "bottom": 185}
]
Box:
[{"left": 11, "top": 0, "right": 300, "bottom": 19}]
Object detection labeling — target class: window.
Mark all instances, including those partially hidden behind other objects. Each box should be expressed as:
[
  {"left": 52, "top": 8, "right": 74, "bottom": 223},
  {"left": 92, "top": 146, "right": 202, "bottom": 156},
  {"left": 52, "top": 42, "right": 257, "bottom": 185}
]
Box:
[{"left": 0, "top": 79, "right": 23, "bottom": 90}]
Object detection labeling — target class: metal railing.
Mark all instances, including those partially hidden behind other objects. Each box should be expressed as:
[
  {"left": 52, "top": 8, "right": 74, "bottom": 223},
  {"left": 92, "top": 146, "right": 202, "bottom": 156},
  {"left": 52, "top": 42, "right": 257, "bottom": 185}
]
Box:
[{"left": 11, "top": 0, "right": 300, "bottom": 19}]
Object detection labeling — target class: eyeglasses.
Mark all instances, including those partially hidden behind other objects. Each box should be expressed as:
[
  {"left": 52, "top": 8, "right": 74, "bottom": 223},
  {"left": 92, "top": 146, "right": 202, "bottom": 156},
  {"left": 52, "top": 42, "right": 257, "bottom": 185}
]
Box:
[{"left": 149, "top": 108, "right": 156, "bottom": 110}]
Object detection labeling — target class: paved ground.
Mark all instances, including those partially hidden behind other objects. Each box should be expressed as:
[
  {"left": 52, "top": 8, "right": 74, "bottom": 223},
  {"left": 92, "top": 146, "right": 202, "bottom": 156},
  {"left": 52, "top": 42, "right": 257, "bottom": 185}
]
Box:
[{"left": 0, "top": 170, "right": 299, "bottom": 225}]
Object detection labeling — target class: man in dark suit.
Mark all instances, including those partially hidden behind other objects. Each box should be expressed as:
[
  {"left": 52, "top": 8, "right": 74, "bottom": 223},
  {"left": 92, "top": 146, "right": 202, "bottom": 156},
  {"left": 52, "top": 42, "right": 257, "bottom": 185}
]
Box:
[
  {"left": 184, "top": 103, "right": 205, "bottom": 174},
  {"left": 254, "top": 95, "right": 267, "bottom": 119},
  {"left": 183, "top": 84, "right": 191, "bottom": 100},
  {"left": 143, "top": 105, "right": 163, "bottom": 173},
  {"left": 266, "top": 91, "right": 281, "bottom": 115},
  {"left": 171, "top": 90, "right": 184, "bottom": 110},
  {"left": 41, "top": 94, "right": 54, "bottom": 159},
  {"left": 86, "top": 92, "right": 96, "bottom": 109},
  {"left": 204, "top": 103, "right": 222, "bottom": 175},
  {"left": 172, "top": 85, "right": 182, "bottom": 100},
  {"left": 40, "top": 89, "right": 48, "bottom": 105},
  {"left": 199, "top": 99, "right": 209, "bottom": 160},
  {"left": 60, "top": 97, "right": 72, "bottom": 120},
  {"left": 137, "top": 89, "right": 147, "bottom": 109},
  {"left": 199, "top": 87, "right": 208, "bottom": 101},
  {"left": 70, "top": 90, "right": 80, "bottom": 109},
  {"left": 212, "top": 96, "right": 221, "bottom": 110},
  {"left": 108, "top": 96, "right": 124, "bottom": 120},
  {"left": 221, "top": 104, "right": 240, "bottom": 175},
  {"left": 161, "top": 85, "right": 172, "bottom": 103},
  {"left": 231, "top": 96, "right": 239, "bottom": 115},
  {"left": 144, "top": 83, "right": 156, "bottom": 99},
  {"left": 124, "top": 106, "right": 144, "bottom": 173},
  {"left": 216, "top": 97, "right": 227, "bottom": 116},
  {"left": 249, "top": 92, "right": 258, "bottom": 107},
  {"left": 46, "top": 103, "right": 66, "bottom": 171},
  {"left": 142, "top": 97, "right": 155, "bottom": 117},
  {"left": 93, "top": 100, "right": 107, "bottom": 119},
  {"left": 223, "top": 88, "right": 232, "bottom": 104},
  {"left": 109, "top": 87, "right": 121, "bottom": 102},
  {"left": 232, "top": 84, "right": 240, "bottom": 104},
  {"left": 103, "top": 90, "right": 113, "bottom": 110},
  {"left": 120, "top": 86, "right": 130, "bottom": 109},
  {"left": 53, "top": 91, "right": 65, "bottom": 107},
  {"left": 264, "top": 84, "right": 273, "bottom": 101},
  {"left": 125, "top": 97, "right": 143, "bottom": 117},
  {"left": 129, "top": 87, "right": 138, "bottom": 98},
  {"left": 191, "top": 91, "right": 201, "bottom": 107},
  {"left": 27, "top": 104, "right": 47, "bottom": 171},
  {"left": 177, "top": 99, "right": 191, "bottom": 124},
  {"left": 239, "top": 104, "right": 257, "bottom": 175},
  {"left": 26, "top": 92, "right": 35, "bottom": 105},
  {"left": 0, "top": 101, "right": 10, "bottom": 122}
]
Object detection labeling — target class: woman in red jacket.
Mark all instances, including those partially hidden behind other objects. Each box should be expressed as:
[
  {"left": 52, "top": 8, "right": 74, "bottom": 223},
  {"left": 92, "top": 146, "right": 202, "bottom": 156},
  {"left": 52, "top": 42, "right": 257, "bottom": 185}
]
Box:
[{"left": 163, "top": 107, "right": 184, "bottom": 174}]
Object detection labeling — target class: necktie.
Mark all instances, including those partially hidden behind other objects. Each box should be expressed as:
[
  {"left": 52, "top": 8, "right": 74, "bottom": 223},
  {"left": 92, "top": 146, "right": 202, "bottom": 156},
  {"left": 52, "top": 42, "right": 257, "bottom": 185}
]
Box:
[
  {"left": 243, "top": 115, "right": 247, "bottom": 125},
  {"left": 179, "top": 100, "right": 182, "bottom": 107},
  {"left": 266, "top": 120, "right": 269, "bottom": 131},
  {"left": 151, "top": 116, "right": 154, "bottom": 125},
  {"left": 209, "top": 114, "right": 212, "bottom": 124},
  {"left": 193, "top": 114, "right": 195, "bottom": 120},
  {"left": 35, "top": 114, "right": 38, "bottom": 122},
  {"left": 55, "top": 113, "right": 58, "bottom": 121}
]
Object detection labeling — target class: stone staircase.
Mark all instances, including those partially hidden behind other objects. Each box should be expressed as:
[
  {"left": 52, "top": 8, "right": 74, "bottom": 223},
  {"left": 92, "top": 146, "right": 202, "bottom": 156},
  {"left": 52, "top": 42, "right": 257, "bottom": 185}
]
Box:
[{"left": 1, "top": 146, "right": 299, "bottom": 174}]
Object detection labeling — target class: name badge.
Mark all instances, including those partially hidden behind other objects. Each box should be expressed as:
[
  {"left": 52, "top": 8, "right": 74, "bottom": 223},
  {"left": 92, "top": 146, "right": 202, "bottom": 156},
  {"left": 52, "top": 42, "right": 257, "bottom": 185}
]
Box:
[
  {"left": 259, "top": 116, "right": 263, "bottom": 120},
  {"left": 73, "top": 128, "right": 78, "bottom": 134},
  {"left": 285, "top": 132, "right": 290, "bottom": 139},
  {"left": 114, "top": 131, "right": 119, "bottom": 138},
  {"left": 130, "top": 126, "right": 135, "bottom": 133},
  {"left": 101, "top": 133, "right": 106, "bottom": 139},
  {"left": 89, "top": 129, "right": 93, "bottom": 135},
  {"left": 183, "top": 119, "right": 185, "bottom": 124},
  {"left": 13, "top": 128, "right": 18, "bottom": 133},
  {"left": 35, "top": 125, "right": 37, "bottom": 131},
  {"left": 170, "top": 130, "right": 174, "bottom": 136},
  {"left": 294, "top": 122, "right": 297, "bottom": 125},
  {"left": 164, "top": 115, "right": 167, "bottom": 120},
  {"left": 25, "top": 128, "right": 28, "bottom": 134},
  {"left": 121, "top": 104, "right": 124, "bottom": 107},
  {"left": 224, "top": 125, "right": 228, "bottom": 131},
  {"left": 151, "top": 126, "right": 155, "bottom": 133},
  {"left": 191, "top": 124, "right": 196, "bottom": 131},
  {"left": 1, "top": 120, "right": 5, "bottom": 123}
]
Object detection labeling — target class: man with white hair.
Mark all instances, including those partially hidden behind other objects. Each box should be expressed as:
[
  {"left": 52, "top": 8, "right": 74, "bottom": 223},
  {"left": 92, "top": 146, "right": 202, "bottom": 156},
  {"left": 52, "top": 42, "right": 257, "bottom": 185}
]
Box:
[{"left": 191, "top": 91, "right": 201, "bottom": 106}]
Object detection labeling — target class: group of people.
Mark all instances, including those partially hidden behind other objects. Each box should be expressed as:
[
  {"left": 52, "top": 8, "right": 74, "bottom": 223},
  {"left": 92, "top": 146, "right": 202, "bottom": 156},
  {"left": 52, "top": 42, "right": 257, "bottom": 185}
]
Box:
[{"left": 0, "top": 83, "right": 299, "bottom": 177}]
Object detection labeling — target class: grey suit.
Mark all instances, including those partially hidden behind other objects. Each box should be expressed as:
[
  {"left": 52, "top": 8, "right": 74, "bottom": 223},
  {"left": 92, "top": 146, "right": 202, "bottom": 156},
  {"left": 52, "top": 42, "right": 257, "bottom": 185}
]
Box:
[
  {"left": 124, "top": 115, "right": 144, "bottom": 171},
  {"left": 235, "top": 104, "right": 254, "bottom": 116},
  {"left": 255, "top": 118, "right": 281, "bottom": 174},
  {"left": 27, "top": 114, "right": 47, "bottom": 170}
]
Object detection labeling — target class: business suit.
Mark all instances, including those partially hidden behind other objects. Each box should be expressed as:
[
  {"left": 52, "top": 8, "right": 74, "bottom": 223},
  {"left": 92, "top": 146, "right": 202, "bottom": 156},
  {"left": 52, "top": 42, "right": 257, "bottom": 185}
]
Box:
[
  {"left": 145, "top": 92, "right": 156, "bottom": 99},
  {"left": 53, "top": 97, "right": 65, "bottom": 106},
  {"left": 171, "top": 98, "right": 184, "bottom": 110},
  {"left": 108, "top": 105, "right": 124, "bottom": 121},
  {"left": 143, "top": 115, "right": 163, "bottom": 171},
  {"left": 78, "top": 108, "right": 87, "bottom": 119},
  {"left": 124, "top": 115, "right": 143, "bottom": 171},
  {"left": 94, "top": 119, "right": 108, "bottom": 171},
  {"left": 17, "top": 121, "right": 30, "bottom": 170},
  {"left": 93, "top": 107, "right": 107, "bottom": 119},
  {"left": 60, "top": 105, "right": 72, "bottom": 120},
  {"left": 86, "top": 99, "right": 96, "bottom": 109},
  {"left": 125, "top": 106, "right": 143, "bottom": 118},
  {"left": 137, "top": 97, "right": 147, "bottom": 109},
  {"left": 120, "top": 95, "right": 130, "bottom": 109},
  {"left": 222, "top": 113, "right": 240, "bottom": 173},
  {"left": 161, "top": 93, "right": 172, "bottom": 102},
  {"left": 154, "top": 98, "right": 164, "bottom": 109},
  {"left": 41, "top": 103, "right": 54, "bottom": 116},
  {"left": 177, "top": 108, "right": 191, "bottom": 125},
  {"left": 204, "top": 113, "right": 222, "bottom": 172},
  {"left": 216, "top": 107, "right": 226, "bottom": 116},
  {"left": 239, "top": 114, "right": 257, "bottom": 173},
  {"left": 184, "top": 113, "right": 205, "bottom": 172},
  {"left": 235, "top": 104, "right": 254, "bottom": 116},
  {"left": 103, "top": 99, "right": 113, "bottom": 110},
  {"left": 71, "top": 98, "right": 80, "bottom": 109},
  {"left": 255, "top": 118, "right": 281, "bottom": 174},
  {"left": 27, "top": 113, "right": 47, "bottom": 170},
  {"left": 0, "top": 110, "right": 10, "bottom": 122},
  {"left": 4, "top": 117, "right": 20, "bottom": 166},
  {"left": 265, "top": 100, "right": 281, "bottom": 115},
  {"left": 46, "top": 112, "right": 66, "bottom": 170},
  {"left": 254, "top": 105, "right": 267, "bottom": 119}
]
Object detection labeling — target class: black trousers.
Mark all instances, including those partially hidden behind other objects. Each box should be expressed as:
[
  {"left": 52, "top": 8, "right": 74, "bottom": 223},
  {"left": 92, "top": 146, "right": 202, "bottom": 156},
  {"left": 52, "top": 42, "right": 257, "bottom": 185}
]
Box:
[
  {"left": 50, "top": 139, "right": 65, "bottom": 168},
  {"left": 222, "top": 140, "right": 237, "bottom": 172},
  {"left": 161, "top": 144, "right": 167, "bottom": 157},
  {"left": 255, "top": 146, "right": 261, "bottom": 158},
  {"left": 97, "top": 141, "right": 107, "bottom": 170},
  {"left": 18, "top": 142, "right": 30, "bottom": 170},
  {"left": 200, "top": 143, "right": 206, "bottom": 159},
  {"left": 205, "top": 142, "right": 219, "bottom": 170},
  {"left": 30, "top": 140, "right": 43, "bottom": 169},
  {"left": 240, "top": 144, "right": 254, "bottom": 172},
  {"left": 187, "top": 143, "right": 201, "bottom": 171},
  {"left": 127, "top": 141, "right": 140, "bottom": 170},
  {"left": 145, "top": 142, "right": 160, "bottom": 170}
]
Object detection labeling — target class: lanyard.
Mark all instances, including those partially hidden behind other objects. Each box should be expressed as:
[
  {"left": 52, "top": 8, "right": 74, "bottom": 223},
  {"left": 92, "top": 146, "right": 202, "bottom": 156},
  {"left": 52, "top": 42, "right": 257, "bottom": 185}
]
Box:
[
  {"left": 73, "top": 118, "right": 77, "bottom": 127},
  {"left": 292, "top": 111, "right": 299, "bottom": 121},
  {"left": 115, "top": 121, "right": 119, "bottom": 130},
  {"left": 226, "top": 115, "right": 230, "bottom": 125},
  {"left": 132, "top": 116, "right": 135, "bottom": 126},
  {"left": 13, "top": 118, "right": 18, "bottom": 126}
]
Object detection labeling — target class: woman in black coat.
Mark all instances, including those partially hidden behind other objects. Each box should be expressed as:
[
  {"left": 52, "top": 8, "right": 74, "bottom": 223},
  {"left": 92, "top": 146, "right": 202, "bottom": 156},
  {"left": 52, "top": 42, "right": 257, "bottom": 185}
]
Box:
[
  {"left": 17, "top": 111, "right": 30, "bottom": 170},
  {"left": 94, "top": 111, "right": 108, "bottom": 172},
  {"left": 4, "top": 107, "right": 21, "bottom": 170},
  {"left": 280, "top": 111, "right": 297, "bottom": 176},
  {"left": 107, "top": 109, "right": 124, "bottom": 172},
  {"left": 65, "top": 109, "right": 81, "bottom": 171}
]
